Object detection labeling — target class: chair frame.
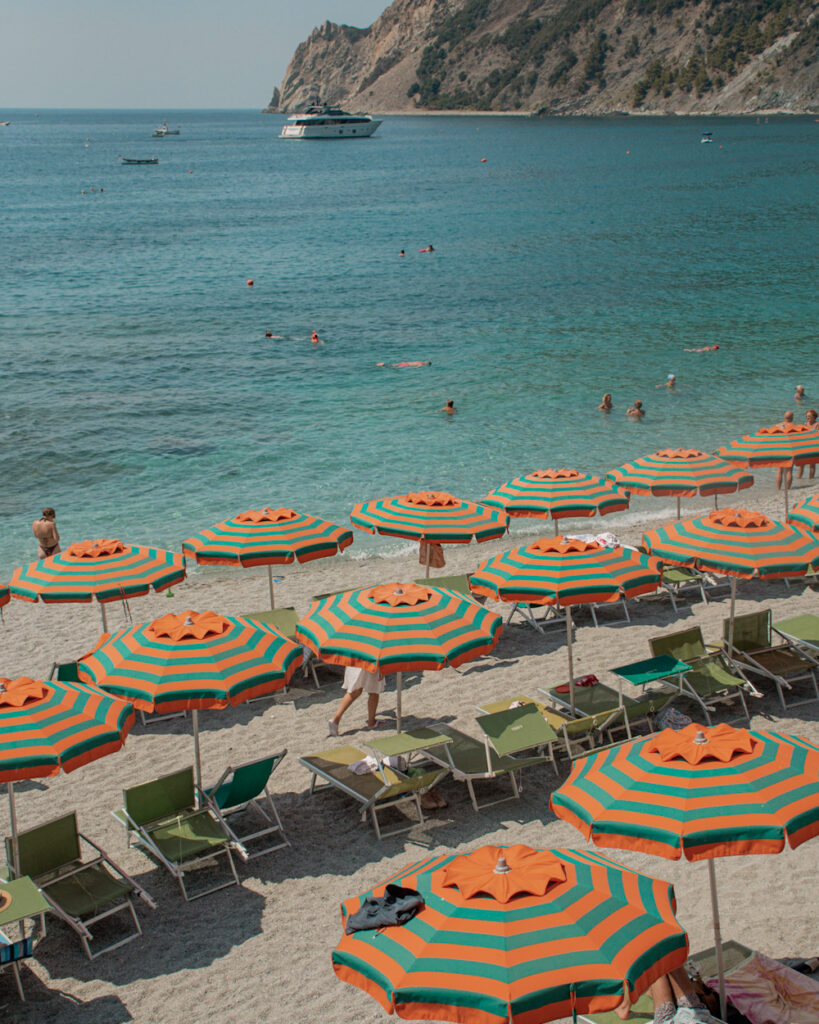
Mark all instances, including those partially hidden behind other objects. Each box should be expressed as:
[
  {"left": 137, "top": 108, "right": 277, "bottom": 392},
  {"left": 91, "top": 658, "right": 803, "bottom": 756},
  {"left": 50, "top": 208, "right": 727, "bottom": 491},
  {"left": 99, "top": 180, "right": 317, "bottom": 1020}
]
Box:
[
  {"left": 0, "top": 933, "right": 35, "bottom": 1001},
  {"left": 203, "top": 752, "right": 290, "bottom": 861},
  {"left": 7, "top": 814, "right": 155, "bottom": 960},
  {"left": 723, "top": 611, "right": 819, "bottom": 711},
  {"left": 116, "top": 768, "right": 241, "bottom": 902}
]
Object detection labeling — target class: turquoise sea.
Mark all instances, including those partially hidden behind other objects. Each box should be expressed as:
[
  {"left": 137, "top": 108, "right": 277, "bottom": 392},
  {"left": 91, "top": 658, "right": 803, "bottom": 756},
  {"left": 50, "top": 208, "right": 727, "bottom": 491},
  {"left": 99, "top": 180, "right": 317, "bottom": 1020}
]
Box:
[{"left": 1, "top": 109, "right": 817, "bottom": 574}]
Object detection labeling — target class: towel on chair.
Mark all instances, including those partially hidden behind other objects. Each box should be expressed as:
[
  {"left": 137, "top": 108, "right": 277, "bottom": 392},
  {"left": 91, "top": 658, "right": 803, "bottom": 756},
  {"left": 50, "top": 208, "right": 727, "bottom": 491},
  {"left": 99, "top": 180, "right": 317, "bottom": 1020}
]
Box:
[{"left": 708, "top": 950, "right": 819, "bottom": 1024}]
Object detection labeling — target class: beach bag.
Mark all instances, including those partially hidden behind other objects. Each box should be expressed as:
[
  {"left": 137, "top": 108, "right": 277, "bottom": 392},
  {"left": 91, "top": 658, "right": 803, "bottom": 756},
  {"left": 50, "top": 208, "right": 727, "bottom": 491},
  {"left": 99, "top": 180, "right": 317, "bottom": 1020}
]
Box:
[
  {"left": 419, "top": 541, "right": 446, "bottom": 569},
  {"left": 345, "top": 884, "right": 425, "bottom": 934}
]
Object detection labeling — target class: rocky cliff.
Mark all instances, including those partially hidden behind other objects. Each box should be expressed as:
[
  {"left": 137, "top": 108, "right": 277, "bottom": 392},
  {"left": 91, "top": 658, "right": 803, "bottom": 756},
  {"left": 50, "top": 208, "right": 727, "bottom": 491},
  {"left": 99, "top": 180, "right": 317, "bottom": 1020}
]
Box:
[{"left": 267, "top": 0, "right": 818, "bottom": 115}]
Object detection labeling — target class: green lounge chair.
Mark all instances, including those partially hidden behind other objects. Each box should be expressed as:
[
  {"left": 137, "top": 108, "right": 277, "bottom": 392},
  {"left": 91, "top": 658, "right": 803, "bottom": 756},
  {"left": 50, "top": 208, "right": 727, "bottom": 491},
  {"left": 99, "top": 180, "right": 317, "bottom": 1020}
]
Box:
[
  {"left": 723, "top": 609, "right": 819, "bottom": 710},
  {"left": 426, "top": 705, "right": 557, "bottom": 811},
  {"left": 243, "top": 607, "right": 320, "bottom": 689},
  {"left": 203, "top": 752, "right": 289, "bottom": 861},
  {"left": 299, "top": 740, "right": 448, "bottom": 840},
  {"left": 576, "top": 991, "right": 655, "bottom": 1024},
  {"left": 116, "top": 766, "right": 240, "bottom": 901},
  {"left": 476, "top": 695, "right": 571, "bottom": 734},
  {"left": 661, "top": 565, "right": 708, "bottom": 609},
  {"left": 6, "top": 812, "right": 155, "bottom": 960},
  {"left": 539, "top": 680, "right": 634, "bottom": 718},
  {"left": 649, "top": 627, "right": 752, "bottom": 725},
  {"left": 413, "top": 574, "right": 473, "bottom": 595}
]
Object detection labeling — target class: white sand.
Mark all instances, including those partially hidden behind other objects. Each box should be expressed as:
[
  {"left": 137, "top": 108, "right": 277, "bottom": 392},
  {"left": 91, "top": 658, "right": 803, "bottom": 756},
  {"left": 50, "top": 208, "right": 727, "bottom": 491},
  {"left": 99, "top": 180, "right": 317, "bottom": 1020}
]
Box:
[{"left": 2, "top": 484, "right": 819, "bottom": 1022}]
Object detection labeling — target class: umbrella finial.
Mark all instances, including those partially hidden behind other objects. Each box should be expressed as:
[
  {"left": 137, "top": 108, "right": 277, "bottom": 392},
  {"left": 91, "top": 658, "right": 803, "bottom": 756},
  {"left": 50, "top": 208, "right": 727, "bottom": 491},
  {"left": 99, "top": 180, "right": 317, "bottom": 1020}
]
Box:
[
  {"left": 493, "top": 855, "right": 511, "bottom": 874},
  {"left": 693, "top": 729, "right": 708, "bottom": 744},
  {"left": 184, "top": 615, "right": 194, "bottom": 626}
]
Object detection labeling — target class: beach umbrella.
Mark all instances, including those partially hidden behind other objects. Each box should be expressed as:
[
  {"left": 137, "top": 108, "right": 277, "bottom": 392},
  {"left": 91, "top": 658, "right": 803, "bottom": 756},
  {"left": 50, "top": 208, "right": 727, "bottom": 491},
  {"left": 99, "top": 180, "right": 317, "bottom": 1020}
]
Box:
[
  {"left": 0, "top": 674, "right": 134, "bottom": 869},
  {"left": 296, "top": 582, "right": 502, "bottom": 730},
  {"left": 483, "top": 468, "right": 628, "bottom": 532},
  {"left": 643, "top": 507, "right": 819, "bottom": 649},
  {"left": 333, "top": 843, "right": 689, "bottom": 1023},
  {"left": 10, "top": 538, "right": 186, "bottom": 631},
  {"left": 0, "top": 584, "right": 8, "bottom": 620},
  {"left": 717, "top": 422, "right": 819, "bottom": 514},
  {"left": 787, "top": 493, "right": 819, "bottom": 533},
  {"left": 77, "top": 610, "right": 301, "bottom": 790},
  {"left": 469, "top": 538, "right": 662, "bottom": 712},
  {"left": 607, "top": 449, "right": 754, "bottom": 519},
  {"left": 551, "top": 721, "right": 819, "bottom": 1017},
  {"left": 182, "top": 506, "right": 353, "bottom": 608},
  {"left": 350, "top": 491, "right": 507, "bottom": 576}
]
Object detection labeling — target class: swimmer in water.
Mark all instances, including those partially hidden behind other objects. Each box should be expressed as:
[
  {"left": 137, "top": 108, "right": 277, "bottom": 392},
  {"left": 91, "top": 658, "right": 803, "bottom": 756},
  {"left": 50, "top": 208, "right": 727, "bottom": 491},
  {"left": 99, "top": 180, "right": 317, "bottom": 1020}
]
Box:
[
  {"left": 420, "top": 245, "right": 435, "bottom": 253},
  {"left": 376, "top": 361, "right": 432, "bottom": 368},
  {"left": 439, "top": 399, "right": 457, "bottom": 415},
  {"left": 795, "top": 385, "right": 806, "bottom": 402},
  {"left": 265, "top": 330, "right": 273, "bottom": 338},
  {"left": 656, "top": 374, "right": 676, "bottom": 389},
  {"left": 311, "top": 331, "right": 320, "bottom": 345},
  {"left": 399, "top": 249, "right": 405, "bottom": 257},
  {"left": 598, "top": 393, "right": 613, "bottom": 412},
  {"left": 626, "top": 400, "right": 645, "bottom": 418},
  {"left": 684, "top": 344, "right": 719, "bottom": 352}
]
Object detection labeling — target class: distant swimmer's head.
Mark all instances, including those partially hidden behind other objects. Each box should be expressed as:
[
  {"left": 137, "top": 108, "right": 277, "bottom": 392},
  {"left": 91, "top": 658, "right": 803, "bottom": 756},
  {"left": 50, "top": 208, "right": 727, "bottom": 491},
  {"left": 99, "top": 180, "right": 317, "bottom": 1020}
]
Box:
[
  {"left": 265, "top": 330, "right": 272, "bottom": 338},
  {"left": 713, "top": 344, "right": 719, "bottom": 349},
  {"left": 634, "top": 400, "right": 643, "bottom": 409}
]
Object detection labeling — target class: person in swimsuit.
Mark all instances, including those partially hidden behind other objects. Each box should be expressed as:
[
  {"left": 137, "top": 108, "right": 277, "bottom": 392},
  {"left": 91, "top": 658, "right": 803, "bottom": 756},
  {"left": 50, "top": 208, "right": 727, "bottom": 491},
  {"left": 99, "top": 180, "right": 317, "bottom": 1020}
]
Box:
[
  {"left": 798, "top": 408, "right": 818, "bottom": 479},
  {"left": 376, "top": 361, "right": 432, "bottom": 368},
  {"left": 626, "top": 400, "right": 645, "bottom": 418},
  {"left": 616, "top": 965, "right": 723, "bottom": 1023},
  {"left": 795, "top": 385, "right": 806, "bottom": 403},
  {"left": 777, "top": 410, "right": 796, "bottom": 489},
  {"left": 684, "top": 344, "right": 719, "bottom": 352},
  {"left": 32, "top": 508, "right": 60, "bottom": 558},
  {"left": 598, "top": 393, "right": 613, "bottom": 411},
  {"left": 311, "top": 331, "right": 320, "bottom": 344},
  {"left": 439, "top": 399, "right": 457, "bottom": 414}
]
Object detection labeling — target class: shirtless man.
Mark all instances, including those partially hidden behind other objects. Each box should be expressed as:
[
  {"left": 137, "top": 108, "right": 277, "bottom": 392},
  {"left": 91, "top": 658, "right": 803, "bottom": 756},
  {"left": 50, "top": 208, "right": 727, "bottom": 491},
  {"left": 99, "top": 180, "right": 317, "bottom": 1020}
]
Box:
[
  {"left": 798, "top": 409, "right": 818, "bottom": 479},
  {"left": 626, "top": 400, "right": 645, "bottom": 418},
  {"left": 777, "top": 410, "right": 795, "bottom": 490},
  {"left": 32, "top": 508, "right": 60, "bottom": 558},
  {"left": 440, "top": 399, "right": 457, "bottom": 415}
]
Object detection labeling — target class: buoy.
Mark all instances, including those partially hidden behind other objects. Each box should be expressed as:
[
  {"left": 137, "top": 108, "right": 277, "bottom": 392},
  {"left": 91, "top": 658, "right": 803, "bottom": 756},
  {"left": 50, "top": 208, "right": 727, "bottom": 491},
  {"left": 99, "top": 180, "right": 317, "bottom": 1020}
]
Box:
[
  {"left": 626, "top": 150, "right": 630, "bottom": 155},
  {"left": 247, "top": 279, "right": 254, "bottom": 287},
  {"left": 188, "top": 170, "right": 193, "bottom": 174},
  {"left": 480, "top": 157, "right": 487, "bottom": 162}
]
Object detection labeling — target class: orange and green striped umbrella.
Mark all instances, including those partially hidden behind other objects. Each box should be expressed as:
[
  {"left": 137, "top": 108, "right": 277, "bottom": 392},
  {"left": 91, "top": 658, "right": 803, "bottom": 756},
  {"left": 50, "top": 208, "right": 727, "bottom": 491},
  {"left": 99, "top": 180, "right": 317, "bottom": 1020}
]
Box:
[
  {"left": 10, "top": 538, "right": 185, "bottom": 630},
  {"left": 551, "top": 722, "right": 819, "bottom": 1017},
  {"left": 607, "top": 449, "right": 753, "bottom": 519},
  {"left": 351, "top": 492, "right": 507, "bottom": 575},
  {"left": 297, "top": 582, "right": 502, "bottom": 730},
  {"left": 0, "top": 584, "right": 8, "bottom": 620},
  {"left": 0, "top": 674, "right": 134, "bottom": 866},
  {"left": 78, "top": 610, "right": 301, "bottom": 788},
  {"left": 182, "top": 507, "right": 353, "bottom": 608},
  {"left": 334, "top": 843, "right": 689, "bottom": 1024},
  {"left": 717, "top": 422, "right": 819, "bottom": 514},
  {"left": 469, "top": 538, "right": 662, "bottom": 712},
  {"left": 483, "top": 469, "right": 628, "bottom": 531},
  {"left": 788, "top": 494, "right": 819, "bottom": 533}
]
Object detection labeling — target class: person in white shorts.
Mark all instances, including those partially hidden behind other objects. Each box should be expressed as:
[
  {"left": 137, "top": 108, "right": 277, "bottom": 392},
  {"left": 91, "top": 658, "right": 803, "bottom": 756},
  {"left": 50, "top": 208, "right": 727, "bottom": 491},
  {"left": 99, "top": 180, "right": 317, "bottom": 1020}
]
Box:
[{"left": 328, "top": 665, "right": 385, "bottom": 736}]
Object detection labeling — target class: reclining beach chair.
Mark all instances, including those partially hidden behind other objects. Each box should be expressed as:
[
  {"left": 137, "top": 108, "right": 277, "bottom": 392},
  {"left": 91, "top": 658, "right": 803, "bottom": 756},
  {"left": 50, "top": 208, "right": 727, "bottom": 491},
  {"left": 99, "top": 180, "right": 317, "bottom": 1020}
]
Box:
[
  {"left": 576, "top": 992, "right": 655, "bottom": 1024},
  {"left": 660, "top": 565, "right": 709, "bottom": 609},
  {"left": 116, "top": 766, "right": 240, "bottom": 901},
  {"left": 426, "top": 705, "right": 557, "bottom": 811},
  {"left": 6, "top": 812, "right": 154, "bottom": 960},
  {"left": 649, "top": 627, "right": 751, "bottom": 725},
  {"left": 299, "top": 743, "right": 447, "bottom": 840},
  {"left": 243, "top": 607, "right": 319, "bottom": 689},
  {"left": 203, "top": 752, "right": 289, "bottom": 861},
  {"left": 0, "top": 933, "right": 35, "bottom": 1001},
  {"left": 723, "top": 610, "right": 819, "bottom": 711}
]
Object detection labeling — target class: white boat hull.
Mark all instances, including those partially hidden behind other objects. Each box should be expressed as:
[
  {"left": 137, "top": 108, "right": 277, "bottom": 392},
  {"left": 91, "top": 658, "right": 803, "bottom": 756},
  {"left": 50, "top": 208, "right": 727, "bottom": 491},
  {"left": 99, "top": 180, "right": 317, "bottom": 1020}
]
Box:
[{"left": 280, "top": 120, "right": 381, "bottom": 140}]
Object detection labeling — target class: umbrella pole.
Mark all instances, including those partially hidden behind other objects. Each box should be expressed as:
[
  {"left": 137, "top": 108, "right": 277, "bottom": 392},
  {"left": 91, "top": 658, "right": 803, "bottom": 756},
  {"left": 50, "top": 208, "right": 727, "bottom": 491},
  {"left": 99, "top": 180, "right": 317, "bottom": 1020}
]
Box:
[
  {"left": 714, "top": 494, "right": 719, "bottom": 510},
  {"left": 676, "top": 496, "right": 681, "bottom": 520},
  {"left": 267, "top": 565, "right": 275, "bottom": 609},
  {"left": 566, "top": 607, "right": 575, "bottom": 715},
  {"left": 100, "top": 601, "right": 108, "bottom": 632},
  {"left": 728, "top": 577, "right": 737, "bottom": 654},
  {"left": 8, "top": 782, "right": 19, "bottom": 877},
  {"left": 553, "top": 517, "right": 559, "bottom": 536},
  {"left": 424, "top": 543, "right": 431, "bottom": 579},
  {"left": 707, "top": 859, "right": 728, "bottom": 1020},
  {"left": 784, "top": 476, "right": 790, "bottom": 517},
  {"left": 192, "top": 710, "right": 202, "bottom": 802},
  {"left": 396, "top": 672, "right": 403, "bottom": 732}
]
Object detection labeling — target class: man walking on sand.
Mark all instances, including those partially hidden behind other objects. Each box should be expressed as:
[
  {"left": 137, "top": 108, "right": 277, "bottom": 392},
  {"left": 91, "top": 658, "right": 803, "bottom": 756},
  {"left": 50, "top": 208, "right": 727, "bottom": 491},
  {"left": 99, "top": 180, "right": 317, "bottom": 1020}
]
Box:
[{"left": 32, "top": 507, "right": 61, "bottom": 558}]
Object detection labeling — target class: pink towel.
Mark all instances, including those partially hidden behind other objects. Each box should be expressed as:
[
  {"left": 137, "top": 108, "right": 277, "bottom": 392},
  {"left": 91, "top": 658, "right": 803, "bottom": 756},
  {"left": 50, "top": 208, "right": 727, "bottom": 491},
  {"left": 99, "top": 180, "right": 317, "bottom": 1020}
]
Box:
[{"left": 708, "top": 951, "right": 819, "bottom": 1024}]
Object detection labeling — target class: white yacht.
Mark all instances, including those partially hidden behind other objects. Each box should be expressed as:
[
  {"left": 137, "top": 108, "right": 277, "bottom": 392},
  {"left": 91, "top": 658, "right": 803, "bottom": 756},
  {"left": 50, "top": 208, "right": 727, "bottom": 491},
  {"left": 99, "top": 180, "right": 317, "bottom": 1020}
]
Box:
[
  {"left": 153, "top": 122, "right": 181, "bottom": 137},
  {"left": 279, "top": 105, "right": 381, "bottom": 140}
]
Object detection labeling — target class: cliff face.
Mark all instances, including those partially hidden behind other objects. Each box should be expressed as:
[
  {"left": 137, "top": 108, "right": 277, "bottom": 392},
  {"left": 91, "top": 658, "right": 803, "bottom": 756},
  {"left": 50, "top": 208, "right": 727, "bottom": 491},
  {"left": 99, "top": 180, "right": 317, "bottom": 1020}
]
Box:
[{"left": 268, "top": 0, "right": 818, "bottom": 115}]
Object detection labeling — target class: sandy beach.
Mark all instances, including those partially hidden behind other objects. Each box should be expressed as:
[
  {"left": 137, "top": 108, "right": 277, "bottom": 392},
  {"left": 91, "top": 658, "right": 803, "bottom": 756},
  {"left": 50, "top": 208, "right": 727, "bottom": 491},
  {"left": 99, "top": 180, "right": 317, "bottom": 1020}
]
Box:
[{"left": 3, "top": 484, "right": 819, "bottom": 1023}]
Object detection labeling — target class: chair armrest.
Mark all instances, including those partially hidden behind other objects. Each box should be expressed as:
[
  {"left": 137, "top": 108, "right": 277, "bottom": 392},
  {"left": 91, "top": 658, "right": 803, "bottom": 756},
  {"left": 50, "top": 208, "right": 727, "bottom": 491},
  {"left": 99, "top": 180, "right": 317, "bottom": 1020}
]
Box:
[{"left": 79, "top": 832, "right": 157, "bottom": 909}]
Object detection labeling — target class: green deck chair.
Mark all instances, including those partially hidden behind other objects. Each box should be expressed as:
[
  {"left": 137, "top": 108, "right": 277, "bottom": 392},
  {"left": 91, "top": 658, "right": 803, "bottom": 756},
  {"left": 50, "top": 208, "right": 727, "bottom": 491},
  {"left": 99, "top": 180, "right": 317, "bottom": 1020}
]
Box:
[
  {"left": 203, "top": 752, "right": 289, "bottom": 861},
  {"left": 661, "top": 565, "right": 708, "bottom": 609},
  {"left": 115, "top": 766, "right": 240, "bottom": 901},
  {"left": 723, "top": 609, "right": 819, "bottom": 710},
  {"left": 577, "top": 991, "right": 655, "bottom": 1024},
  {"left": 243, "top": 607, "right": 320, "bottom": 689},
  {"left": 427, "top": 705, "right": 557, "bottom": 811},
  {"left": 6, "top": 812, "right": 155, "bottom": 960},
  {"left": 476, "top": 695, "right": 570, "bottom": 734},
  {"left": 299, "top": 744, "right": 447, "bottom": 840},
  {"left": 649, "top": 627, "right": 751, "bottom": 725}
]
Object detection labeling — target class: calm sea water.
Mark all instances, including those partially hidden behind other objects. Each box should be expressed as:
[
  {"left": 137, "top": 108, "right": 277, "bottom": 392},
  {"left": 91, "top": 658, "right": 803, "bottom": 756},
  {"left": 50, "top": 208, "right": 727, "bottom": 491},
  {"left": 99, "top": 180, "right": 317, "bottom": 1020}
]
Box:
[{"left": 1, "top": 109, "right": 817, "bottom": 574}]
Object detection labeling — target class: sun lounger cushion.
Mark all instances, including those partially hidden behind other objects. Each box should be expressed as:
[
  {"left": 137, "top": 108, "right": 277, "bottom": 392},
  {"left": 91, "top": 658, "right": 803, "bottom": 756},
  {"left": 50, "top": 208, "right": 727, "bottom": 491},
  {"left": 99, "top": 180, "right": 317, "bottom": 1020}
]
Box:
[{"left": 707, "top": 950, "right": 819, "bottom": 1024}]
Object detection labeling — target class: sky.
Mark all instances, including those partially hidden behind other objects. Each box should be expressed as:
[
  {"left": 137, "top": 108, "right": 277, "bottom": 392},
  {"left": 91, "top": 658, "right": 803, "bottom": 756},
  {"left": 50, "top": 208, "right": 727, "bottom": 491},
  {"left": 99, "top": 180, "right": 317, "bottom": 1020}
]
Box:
[{"left": 2, "top": 0, "right": 390, "bottom": 108}]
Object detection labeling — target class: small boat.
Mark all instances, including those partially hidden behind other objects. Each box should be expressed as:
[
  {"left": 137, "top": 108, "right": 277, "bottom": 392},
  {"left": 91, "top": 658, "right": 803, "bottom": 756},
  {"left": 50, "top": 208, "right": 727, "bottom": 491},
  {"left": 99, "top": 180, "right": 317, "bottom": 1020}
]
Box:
[
  {"left": 120, "top": 156, "right": 159, "bottom": 165},
  {"left": 280, "top": 104, "right": 381, "bottom": 140},
  {"left": 152, "top": 121, "right": 181, "bottom": 137},
  {"left": 700, "top": 132, "right": 713, "bottom": 144}
]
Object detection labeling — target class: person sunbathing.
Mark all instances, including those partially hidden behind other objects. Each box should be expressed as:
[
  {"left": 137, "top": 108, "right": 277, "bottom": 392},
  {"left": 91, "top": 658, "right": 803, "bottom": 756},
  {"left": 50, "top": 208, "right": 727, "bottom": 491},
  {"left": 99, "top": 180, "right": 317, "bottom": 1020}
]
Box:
[{"left": 616, "top": 967, "right": 724, "bottom": 1023}]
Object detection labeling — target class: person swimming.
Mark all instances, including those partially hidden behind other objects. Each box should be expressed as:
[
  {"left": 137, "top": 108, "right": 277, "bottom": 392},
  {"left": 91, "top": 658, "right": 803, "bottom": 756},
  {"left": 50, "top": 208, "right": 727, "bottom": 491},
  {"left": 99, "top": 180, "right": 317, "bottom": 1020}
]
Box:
[
  {"left": 399, "top": 249, "right": 405, "bottom": 257},
  {"left": 656, "top": 374, "right": 676, "bottom": 389},
  {"left": 626, "top": 400, "right": 645, "bottom": 418},
  {"left": 598, "top": 393, "right": 613, "bottom": 411},
  {"left": 376, "top": 361, "right": 432, "bottom": 368},
  {"left": 311, "top": 331, "right": 320, "bottom": 344},
  {"left": 795, "top": 384, "right": 806, "bottom": 402},
  {"left": 684, "top": 344, "right": 719, "bottom": 352},
  {"left": 439, "top": 399, "right": 457, "bottom": 415},
  {"left": 419, "top": 245, "right": 435, "bottom": 253}
]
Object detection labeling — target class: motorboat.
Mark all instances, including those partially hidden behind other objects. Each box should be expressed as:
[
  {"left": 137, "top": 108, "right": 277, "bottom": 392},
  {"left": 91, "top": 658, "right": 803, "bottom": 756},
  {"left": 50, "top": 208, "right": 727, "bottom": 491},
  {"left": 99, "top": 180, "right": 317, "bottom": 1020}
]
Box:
[
  {"left": 700, "top": 132, "right": 713, "bottom": 143},
  {"left": 153, "top": 122, "right": 181, "bottom": 137},
  {"left": 279, "top": 104, "right": 381, "bottom": 139},
  {"left": 120, "top": 156, "right": 159, "bottom": 164}
]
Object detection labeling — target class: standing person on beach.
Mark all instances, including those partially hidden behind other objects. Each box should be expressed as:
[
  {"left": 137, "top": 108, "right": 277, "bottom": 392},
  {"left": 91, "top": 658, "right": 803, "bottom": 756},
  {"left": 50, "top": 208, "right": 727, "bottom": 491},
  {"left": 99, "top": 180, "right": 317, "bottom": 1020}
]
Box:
[
  {"left": 328, "top": 666, "right": 385, "bottom": 735},
  {"left": 798, "top": 408, "right": 818, "bottom": 480},
  {"left": 32, "top": 508, "right": 60, "bottom": 558},
  {"left": 777, "top": 410, "right": 796, "bottom": 490}
]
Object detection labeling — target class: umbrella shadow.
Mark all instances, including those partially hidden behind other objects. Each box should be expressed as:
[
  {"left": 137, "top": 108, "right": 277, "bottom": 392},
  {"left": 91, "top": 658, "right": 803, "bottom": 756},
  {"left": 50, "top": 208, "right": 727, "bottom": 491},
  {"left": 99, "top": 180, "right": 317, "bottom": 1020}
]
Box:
[{"left": 1, "top": 974, "right": 131, "bottom": 1024}]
